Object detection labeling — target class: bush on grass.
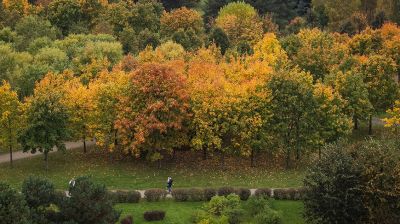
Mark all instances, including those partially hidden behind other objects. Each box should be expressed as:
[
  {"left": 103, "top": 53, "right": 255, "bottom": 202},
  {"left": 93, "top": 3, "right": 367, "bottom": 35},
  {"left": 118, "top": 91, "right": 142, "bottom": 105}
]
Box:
[
  {"left": 247, "top": 196, "right": 271, "bottom": 216},
  {"left": 143, "top": 210, "right": 165, "bottom": 221},
  {"left": 172, "top": 188, "right": 190, "bottom": 201},
  {"left": 111, "top": 191, "right": 141, "bottom": 203},
  {"left": 207, "top": 194, "right": 241, "bottom": 216},
  {"left": 235, "top": 188, "right": 251, "bottom": 200},
  {"left": 188, "top": 188, "right": 205, "bottom": 201},
  {"left": 144, "top": 189, "right": 167, "bottom": 202},
  {"left": 0, "top": 182, "right": 30, "bottom": 224},
  {"left": 120, "top": 215, "right": 133, "bottom": 224},
  {"left": 255, "top": 207, "right": 282, "bottom": 224},
  {"left": 254, "top": 188, "right": 272, "bottom": 198},
  {"left": 204, "top": 188, "right": 217, "bottom": 201},
  {"left": 217, "top": 187, "right": 235, "bottom": 197}
]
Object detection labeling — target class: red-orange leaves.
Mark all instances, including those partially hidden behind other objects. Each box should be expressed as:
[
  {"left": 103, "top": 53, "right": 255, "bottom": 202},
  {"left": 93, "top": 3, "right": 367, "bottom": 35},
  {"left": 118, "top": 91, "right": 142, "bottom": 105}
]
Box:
[{"left": 115, "top": 63, "right": 190, "bottom": 162}]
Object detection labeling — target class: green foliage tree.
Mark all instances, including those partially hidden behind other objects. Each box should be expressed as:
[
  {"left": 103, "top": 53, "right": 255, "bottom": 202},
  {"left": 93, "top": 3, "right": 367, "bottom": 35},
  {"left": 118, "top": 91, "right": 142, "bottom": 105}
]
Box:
[
  {"left": 209, "top": 27, "right": 230, "bottom": 54},
  {"left": 14, "top": 15, "right": 59, "bottom": 50},
  {"left": 333, "top": 71, "right": 372, "bottom": 129},
  {"left": 0, "top": 81, "right": 21, "bottom": 168},
  {"left": 358, "top": 54, "right": 399, "bottom": 134},
  {"left": 46, "top": 0, "right": 84, "bottom": 35},
  {"left": 19, "top": 73, "right": 70, "bottom": 170},
  {"left": 0, "top": 182, "right": 30, "bottom": 224}
]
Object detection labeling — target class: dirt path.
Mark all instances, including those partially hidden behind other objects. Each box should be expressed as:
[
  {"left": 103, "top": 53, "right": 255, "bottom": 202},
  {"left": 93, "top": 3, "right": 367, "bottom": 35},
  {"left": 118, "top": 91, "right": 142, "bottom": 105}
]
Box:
[{"left": 0, "top": 141, "right": 95, "bottom": 164}]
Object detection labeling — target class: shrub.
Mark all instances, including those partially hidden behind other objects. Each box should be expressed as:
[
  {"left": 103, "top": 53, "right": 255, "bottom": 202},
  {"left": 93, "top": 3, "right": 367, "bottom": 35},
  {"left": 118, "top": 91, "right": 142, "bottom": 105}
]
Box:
[
  {"left": 255, "top": 207, "right": 282, "bottom": 224},
  {"left": 22, "top": 176, "right": 55, "bottom": 208},
  {"left": 223, "top": 208, "right": 244, "bottom": 224},
  {"left": 294, "top": 188, "right": 307, "bottom": 200},
  {"left": 120, "top": 215, "right": 133, "bottom": 224},
  {"left": 112, "top": 191, "right": 141, "bottom": 203},
  {"left": 207, "top": 194, "right": 240, "bottom": 216},
  {"left": 144, "top": 189, "right": 167, "bottom": 202},
  {"left": 247, "top": 196, "right": 271, "bottom": 216},
  {"left": 204, "top": 188, "right": 217, "bottom": 201},
  {"left": 235, "top": 188, "right": 251, "bottom": 200},
  {"left": 273, "top": 188, "right": 295, "bottom": 200},
  {"left": 188, "top": 188, "right": 205, "bottom": 201},
  {"left": 58, "top": 176, "right": 120, "bottom": 224},
  {"left": 172, "top": 188, "right": 190, "bottom": 202},
  {"left": 218, "top": 187, "right": 235, "bottom": 197},
  {"left": 255, "top": 188, "right": 272, "bottom": 198},
  {"left": 143, "top": 210, "right": 165, "bottom": 221},
  {"left": 0, "top": 182, "right": 30, "bottom": 224}
]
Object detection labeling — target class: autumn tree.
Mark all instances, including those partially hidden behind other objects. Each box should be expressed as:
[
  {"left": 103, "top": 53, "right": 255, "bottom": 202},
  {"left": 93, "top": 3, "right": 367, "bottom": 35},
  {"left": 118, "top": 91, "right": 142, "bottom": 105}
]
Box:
[
  {"left": 88, "top": 69, "right": 129, "bottom": 152},
  {"left": 357, "top": 54, "right": 399, "bottom": 134},
  {"left": 289, "top": 28, "right": 349, "bottom": 81},
  {"left": 63, "top": 78, "right": 93, "bottom": 153},
  {"left": 0, "top": 81, "right": 21, "bottom": 168},
  {"left": 383, "top": 100, "right": 400, "bottom": 137},
  {"left": 333, "top": 70, "right": 372, "bottom": 129},
  {"left": 312, "top": 0, "right": 361, "bottom": 31},
  {"left": 160, "top": 7, "right": 204, "bottom": 50},
  {"left": 19, "top": 73, "right": 70, "bottom": 170},
  {"left": 311, "top": 83, "right": 352, "bottom": 157},
  {"left": 215, "top": 2, "right": 263, "bottom": 46},
  {"left": 188, "top": 47, "right": 272, "bottom": 167},
  {"left": 115, "top": 63, "right": 190, "bottom": 167}
]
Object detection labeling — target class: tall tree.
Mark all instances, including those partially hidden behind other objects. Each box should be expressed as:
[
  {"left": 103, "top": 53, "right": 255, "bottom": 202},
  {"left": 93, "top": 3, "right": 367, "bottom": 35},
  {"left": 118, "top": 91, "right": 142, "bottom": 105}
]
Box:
[
  {"left": 63, "top": 78, "right": 93, "bottom": 153},
  {"left": 357, "top": 54, "right": 399, "bottom": 134},
  {"left": 215, "top": 2, "right": 263, "bottom": 46},
  {"left": 266, "top": 68, "right": 315, "bottom": 168},
  {"left": 115, "top": 63, "right": 190, "bottom": 167},
  {"left": 19, "top": 73, "right": 70, "bottom": 170},
  {"left": 160, "top": 7, "right": 205, "bottom": 51},
  {"left": 0, "top": 81, "right": 21, "bottom": 168}
]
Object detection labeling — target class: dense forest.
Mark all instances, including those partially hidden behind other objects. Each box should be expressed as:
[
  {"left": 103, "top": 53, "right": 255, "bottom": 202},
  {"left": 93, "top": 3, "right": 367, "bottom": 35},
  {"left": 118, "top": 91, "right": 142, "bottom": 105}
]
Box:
[{"left": 0, "top": 0, "right": 399, "bottom": 169}]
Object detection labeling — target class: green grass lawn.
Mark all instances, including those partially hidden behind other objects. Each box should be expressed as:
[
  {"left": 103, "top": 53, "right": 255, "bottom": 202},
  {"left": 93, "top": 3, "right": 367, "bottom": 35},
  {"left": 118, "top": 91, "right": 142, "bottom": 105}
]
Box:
[
  {"left": 0, "top": 147, "right": 305, "bottom": 190},
  {"left": 115, "top": 200, "right": 305, "bottom": 224}
]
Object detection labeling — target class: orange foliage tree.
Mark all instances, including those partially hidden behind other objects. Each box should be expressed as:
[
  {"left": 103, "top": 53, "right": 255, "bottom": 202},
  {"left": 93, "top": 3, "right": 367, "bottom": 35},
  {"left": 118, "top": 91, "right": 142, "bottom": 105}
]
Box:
[{"left": 115, "top": 63, "right": 191, "bottom": 167}]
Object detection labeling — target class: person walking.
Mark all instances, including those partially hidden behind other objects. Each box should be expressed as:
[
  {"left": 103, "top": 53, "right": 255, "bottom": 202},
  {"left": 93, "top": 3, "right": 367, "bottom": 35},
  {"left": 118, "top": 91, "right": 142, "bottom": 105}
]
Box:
[{"left": 167, "top": 177, "right": 173, "bottom": 194}]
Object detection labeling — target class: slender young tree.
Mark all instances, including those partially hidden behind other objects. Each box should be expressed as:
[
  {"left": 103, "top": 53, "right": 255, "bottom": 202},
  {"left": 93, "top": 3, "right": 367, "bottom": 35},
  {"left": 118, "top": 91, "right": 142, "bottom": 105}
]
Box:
[{"left": 0, "top": 81, "right": 21, "bottom": 168}]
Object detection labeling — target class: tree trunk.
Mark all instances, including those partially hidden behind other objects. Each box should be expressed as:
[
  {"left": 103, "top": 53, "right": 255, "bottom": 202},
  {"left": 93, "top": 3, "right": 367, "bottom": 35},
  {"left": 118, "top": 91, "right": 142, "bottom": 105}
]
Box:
[
  {"left": 318, "top": 147, "right": 321, "bottom": 160},
  {"left": 285, "top": 147, "right": 291, "bottom": 170},
  {"left": 250, "top": 149, "right": 255, "bottom": 167},
  {"left": 45, "top": 152, "right": 48, "bottom": 171},
  {"left": 220, "top": 152, "right": 225, "bottom": 170},
  {"left": 368, "top": 114, "right": 373, "bottom": 135},
  {"left": 158, "top": 159, "right": 162, "bottom": 169},
  {"left": 354, "top": 116, "right": 359, "bottom": 130},
  {"left": 202, "top": 148, "right": 207, "bottom": 160},
  {"left": 83, "top": 136, "right": 87, "bottom": 153},
  {"left": 9, "top": 144, "right": 13, "bottom": 168},
  {"left": 397, "top": 70, "right": 400, "bottom": 84}
]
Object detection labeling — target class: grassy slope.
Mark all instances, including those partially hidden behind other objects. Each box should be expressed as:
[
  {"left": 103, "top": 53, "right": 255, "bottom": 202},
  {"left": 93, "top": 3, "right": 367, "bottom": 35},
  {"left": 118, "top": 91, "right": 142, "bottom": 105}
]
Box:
[
  {"left": 0, "top": 148, "right": 305, "bottom": 190},
  {"left": 115, "top": 200, "right": 305, "bottom": 224}
]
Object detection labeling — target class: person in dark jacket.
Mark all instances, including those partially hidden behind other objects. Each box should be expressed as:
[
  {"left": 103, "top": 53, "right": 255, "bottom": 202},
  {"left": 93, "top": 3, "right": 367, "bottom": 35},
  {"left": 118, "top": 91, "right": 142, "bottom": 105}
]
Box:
[{"left": 167, "top": 177, "right": 173, "bottom": 193}]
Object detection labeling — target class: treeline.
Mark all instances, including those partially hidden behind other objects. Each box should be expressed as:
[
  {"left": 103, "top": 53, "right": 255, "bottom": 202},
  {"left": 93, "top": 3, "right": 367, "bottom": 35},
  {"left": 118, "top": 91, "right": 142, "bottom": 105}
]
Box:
[
  {"left": 0, "top": 0, "right": 400, "bottom": 169},
  {"left": 1, "top": 24, "right": 400, "bottom": 170}
]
